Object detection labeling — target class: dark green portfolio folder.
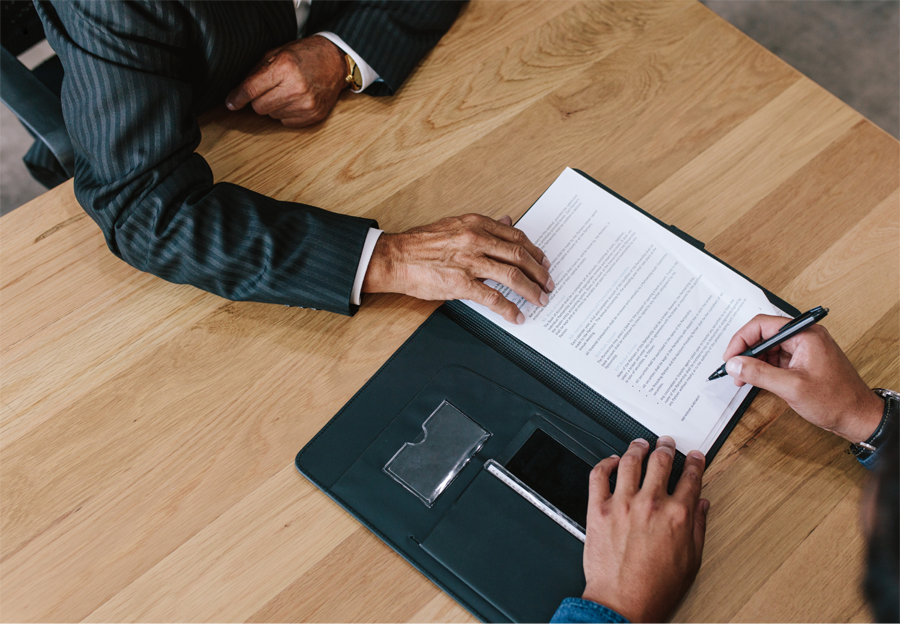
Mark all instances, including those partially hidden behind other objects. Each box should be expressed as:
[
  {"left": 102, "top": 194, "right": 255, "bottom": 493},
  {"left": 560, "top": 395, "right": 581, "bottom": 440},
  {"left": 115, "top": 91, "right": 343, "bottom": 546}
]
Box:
[{"left": 295, "top": 171, "right": 797, "bottom": 623}]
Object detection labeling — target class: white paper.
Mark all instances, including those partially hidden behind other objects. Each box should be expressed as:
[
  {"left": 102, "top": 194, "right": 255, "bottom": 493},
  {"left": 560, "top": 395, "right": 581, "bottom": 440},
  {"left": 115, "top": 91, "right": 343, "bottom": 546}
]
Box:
[{"left": 463, "top": 168, "right": 783, "bottom": 453}]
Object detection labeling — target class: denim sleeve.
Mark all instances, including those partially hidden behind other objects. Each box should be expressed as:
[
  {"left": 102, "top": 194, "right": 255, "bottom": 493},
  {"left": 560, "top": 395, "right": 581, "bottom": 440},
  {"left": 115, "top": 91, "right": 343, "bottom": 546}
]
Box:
[
  {"left": 857, "top": 444, "right": 885, "bottom": 470},
  {"left": 550, "top": 598, "right": 630, "bottom": 623}
]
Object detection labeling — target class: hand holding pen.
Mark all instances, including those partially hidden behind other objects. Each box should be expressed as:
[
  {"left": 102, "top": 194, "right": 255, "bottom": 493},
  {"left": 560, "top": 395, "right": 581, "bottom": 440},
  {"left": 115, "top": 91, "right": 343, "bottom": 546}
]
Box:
[
  {"left": 715, "top": 310, "right": 884, "bottom": 443},
  {"left": 708, "top": 306, "right": 829, "bottom": 380}
]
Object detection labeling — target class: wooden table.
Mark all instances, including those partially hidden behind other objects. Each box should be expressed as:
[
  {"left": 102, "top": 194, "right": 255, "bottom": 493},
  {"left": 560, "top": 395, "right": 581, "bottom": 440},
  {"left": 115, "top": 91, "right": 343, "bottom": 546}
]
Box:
[{"left": 2, "top": 2, "right": 897, "bottom": 621}]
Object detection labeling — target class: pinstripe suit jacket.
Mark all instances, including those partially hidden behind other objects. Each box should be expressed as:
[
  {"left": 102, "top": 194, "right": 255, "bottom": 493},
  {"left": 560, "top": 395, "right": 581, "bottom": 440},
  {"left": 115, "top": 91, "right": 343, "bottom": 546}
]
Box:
[{"left": 34, "top": 1, "right": 463, "bottom": 314}]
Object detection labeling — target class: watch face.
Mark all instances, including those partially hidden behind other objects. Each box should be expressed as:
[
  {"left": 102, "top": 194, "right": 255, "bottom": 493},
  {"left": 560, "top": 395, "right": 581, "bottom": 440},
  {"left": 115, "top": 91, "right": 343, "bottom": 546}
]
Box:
[{"left": 351, "top": 64, "right": 362, "bottom": 89}]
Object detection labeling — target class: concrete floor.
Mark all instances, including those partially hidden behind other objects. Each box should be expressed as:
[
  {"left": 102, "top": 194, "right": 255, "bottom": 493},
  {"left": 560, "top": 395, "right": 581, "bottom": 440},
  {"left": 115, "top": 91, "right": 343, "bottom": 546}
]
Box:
[
  {"left": 704, "top": 0, "right": 899, "bottom": 138},
  {"left": 1, "top": 2, "right": 898, "bottom": 216}
]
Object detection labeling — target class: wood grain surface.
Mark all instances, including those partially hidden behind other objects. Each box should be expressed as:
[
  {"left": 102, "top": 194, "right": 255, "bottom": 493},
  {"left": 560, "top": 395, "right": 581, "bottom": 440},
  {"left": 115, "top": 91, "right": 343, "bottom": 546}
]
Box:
[{"left": 1, "top": 2, "right": 897, "bottom": 621}]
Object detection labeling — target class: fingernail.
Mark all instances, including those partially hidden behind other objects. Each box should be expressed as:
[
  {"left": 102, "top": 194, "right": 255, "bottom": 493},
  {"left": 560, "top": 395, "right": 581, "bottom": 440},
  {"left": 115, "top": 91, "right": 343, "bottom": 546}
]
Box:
[
  {"left": 725, "top": 358, "right": 742, "bottom": 377},
  {"left": 226, "top": 101, "right": 235, "bottom": 110},
  {"left": 688, "top": 450, "right": 705, "bottom": 461},
  {"left": 701, "top": 499, "right": 710, "bottom": 513},
  {"left": 542, "top": 257, "right": 552, "bottom": 270},
  {"left": 632, "top": 438, "right": 648, "bottom": 447},
  {"left": 516, "top": 312, "right": 525, "bottom": 325},
  {"left": 540, "top": 292, "right": 549, "bottom": 306},
  {"left": 657, "top": 435, "right": 675, "bottom": 447},
  {"left": 546, "top": 277, "right": 555, "bottom": 292}
]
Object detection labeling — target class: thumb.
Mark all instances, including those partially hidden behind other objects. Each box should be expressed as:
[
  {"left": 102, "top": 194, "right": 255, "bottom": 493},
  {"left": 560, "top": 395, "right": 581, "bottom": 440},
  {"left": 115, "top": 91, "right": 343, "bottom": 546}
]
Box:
[
  {"left": 694, "top": 498, "right": 709, "bottom": 562},
  {"left": 726, "top": 355, "right": 801, "bottom": 400}
]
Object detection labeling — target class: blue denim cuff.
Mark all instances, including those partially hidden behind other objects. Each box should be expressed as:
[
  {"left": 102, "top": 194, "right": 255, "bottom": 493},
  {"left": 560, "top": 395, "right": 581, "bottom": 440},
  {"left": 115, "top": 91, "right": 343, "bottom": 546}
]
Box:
[
  {"left": 550, "top": 597, "right": 630, "bottom": 623},
  {"left": 857, "top": 444, "right": 884, "bottom": 470}
]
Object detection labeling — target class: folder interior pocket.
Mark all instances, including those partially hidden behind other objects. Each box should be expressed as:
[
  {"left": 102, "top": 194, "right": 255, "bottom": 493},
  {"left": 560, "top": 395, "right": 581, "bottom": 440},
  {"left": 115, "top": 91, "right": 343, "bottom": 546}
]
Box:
[{"left": 419, "top": 463, "right": 586, "bottom": 623}]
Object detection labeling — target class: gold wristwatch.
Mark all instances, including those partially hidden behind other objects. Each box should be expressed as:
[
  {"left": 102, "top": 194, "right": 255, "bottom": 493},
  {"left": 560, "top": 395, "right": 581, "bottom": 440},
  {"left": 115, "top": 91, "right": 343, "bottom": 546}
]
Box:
[{"left": 344, "top": 54, "right": 362, "bottom": 91}]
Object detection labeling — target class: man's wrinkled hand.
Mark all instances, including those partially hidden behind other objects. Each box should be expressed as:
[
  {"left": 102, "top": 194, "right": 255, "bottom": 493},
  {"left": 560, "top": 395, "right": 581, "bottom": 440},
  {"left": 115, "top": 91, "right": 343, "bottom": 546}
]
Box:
[
  {"left": 226, "top": 36, "right": 346, "bottom": 128},
  {"left": 722, "top": 314, "right": 883, "bottom": 443},
  {"left": 582, "top": 438, "right": 709, "bottom": 623},
  {"left": 362, "top": 214, "right": 555, "bottom": 324}
]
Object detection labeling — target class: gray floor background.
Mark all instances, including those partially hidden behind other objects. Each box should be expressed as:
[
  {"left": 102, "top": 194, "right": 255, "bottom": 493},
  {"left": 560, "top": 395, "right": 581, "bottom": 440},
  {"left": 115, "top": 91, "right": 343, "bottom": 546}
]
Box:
[
  {"left": 1, "top": 1, "right": 898, "bottom": 216},
  {"left": 704, "top": 0, "right": 899, "bottom": 138}
]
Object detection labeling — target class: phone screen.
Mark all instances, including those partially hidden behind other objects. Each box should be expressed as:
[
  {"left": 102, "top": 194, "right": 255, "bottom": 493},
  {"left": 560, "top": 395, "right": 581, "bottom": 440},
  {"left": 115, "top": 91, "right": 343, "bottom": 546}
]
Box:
[{"left": 505, "top": 429, "right": 594, "bottom": 528}]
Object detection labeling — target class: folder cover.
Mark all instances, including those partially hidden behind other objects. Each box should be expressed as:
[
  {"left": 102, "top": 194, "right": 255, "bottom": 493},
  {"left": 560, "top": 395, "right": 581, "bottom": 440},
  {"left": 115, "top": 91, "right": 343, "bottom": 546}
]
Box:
[{"left": 295, "top": 171, "right": 797, "bottom": 622}]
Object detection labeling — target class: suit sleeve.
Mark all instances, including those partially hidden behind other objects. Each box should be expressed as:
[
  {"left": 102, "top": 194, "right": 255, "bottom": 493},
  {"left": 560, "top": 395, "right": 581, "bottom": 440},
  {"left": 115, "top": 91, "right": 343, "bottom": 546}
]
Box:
[
  {"left": 36, "top": 0, "right": 376, "bottom": 315},
  {"left": 315, "top": 1, "right": 466, "bottom": 96}
]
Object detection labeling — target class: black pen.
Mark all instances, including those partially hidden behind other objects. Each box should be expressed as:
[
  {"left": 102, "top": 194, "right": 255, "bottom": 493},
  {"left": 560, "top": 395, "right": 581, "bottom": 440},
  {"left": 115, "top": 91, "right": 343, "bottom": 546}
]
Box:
[{"left": 708, "top": 306, "right": 830, "bottom": 381}]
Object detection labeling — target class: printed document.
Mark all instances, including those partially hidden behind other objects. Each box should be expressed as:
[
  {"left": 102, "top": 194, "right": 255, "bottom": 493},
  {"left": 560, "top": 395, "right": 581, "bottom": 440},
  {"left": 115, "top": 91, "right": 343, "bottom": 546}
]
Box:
[{"left": 463, "top": 168, "right": 784, "bottom": 453}]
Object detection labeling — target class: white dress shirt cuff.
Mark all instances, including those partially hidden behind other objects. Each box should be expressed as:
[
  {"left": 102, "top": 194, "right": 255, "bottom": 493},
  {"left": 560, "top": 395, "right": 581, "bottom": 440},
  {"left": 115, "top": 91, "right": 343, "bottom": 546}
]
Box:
[
  {"left": 312, "top": 32, "right": 381, "bottom": 93},
  {"left": 351, "top": 228, "right": 384, "bottom": 306}
]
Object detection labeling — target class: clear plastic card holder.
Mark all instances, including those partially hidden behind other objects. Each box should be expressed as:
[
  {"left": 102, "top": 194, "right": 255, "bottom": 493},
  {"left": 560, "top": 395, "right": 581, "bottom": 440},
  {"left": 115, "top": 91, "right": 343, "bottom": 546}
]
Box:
[{"left": 384, "top": 400, "right": 491, "bottom": 507}]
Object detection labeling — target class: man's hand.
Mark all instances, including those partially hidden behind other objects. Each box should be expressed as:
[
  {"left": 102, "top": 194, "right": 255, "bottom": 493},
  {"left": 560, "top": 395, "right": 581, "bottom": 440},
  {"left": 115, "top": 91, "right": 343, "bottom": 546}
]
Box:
[
  {"left": 582, "top": 438, "right": 709, "bottom": 623},
  {"left": 362, "top": 214, "right": 554, "bottom": 324},
  {"left": 723, "top": 314, "right": 883, "bottom": 442},
  {"left": 225, "top": 36, "right": 346, "bottom": 128}
]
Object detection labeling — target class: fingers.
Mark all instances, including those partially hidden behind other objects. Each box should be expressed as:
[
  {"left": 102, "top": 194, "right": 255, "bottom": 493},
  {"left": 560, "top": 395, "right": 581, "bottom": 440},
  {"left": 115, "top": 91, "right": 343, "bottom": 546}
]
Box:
[
  {"left": 723, "top": 314, "right": 794, "bottom": 360},
  {"left": 725, "top": 355, "right": 804, "bottom": 401},
  {"left": 266, "top": 98, "right": 315, "bottom": 120},
  {"left": 643, "top": 436, "right": 676, "bottom": 493},
  {"left": 476, "top": 256, "right": 548, "bottom": 310},
  {"left": 247, "top": 86, "right": 306, "bottom": 117},
  {"left": 673, "top": 450, "right": 705, "bottom": 507},
  {"left": 459, "top": 214, "right": 554, "bottom": 311},
  {"left": 467, "top": 281, "right": 525, "bottom": 325},
  {"left": 483, "top": 238, "right": 553, "bottom": 294},
  {"left": 482, "top": 217, "right": 552, "bottom": 271},
  {"left": 266, "top": 99, "right": 330, "bottom": 128},
  {"left": 616, "top": 438, "right": 650, "bottom": 496},
  {"left": 588, "top": 455, "right": 620, "bottom": 505},
  {"left": 226, "top": 61, "right": 280, "bottom": 111},
  {"left": 694, "top": 498, "right": 710, "bottom": 562}
]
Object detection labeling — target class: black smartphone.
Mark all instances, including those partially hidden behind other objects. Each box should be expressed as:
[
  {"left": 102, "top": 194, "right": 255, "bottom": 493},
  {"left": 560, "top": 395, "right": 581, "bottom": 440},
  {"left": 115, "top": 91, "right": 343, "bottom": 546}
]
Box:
[{"left": 505, "top": 428, "right": 594, "bottom": 529}]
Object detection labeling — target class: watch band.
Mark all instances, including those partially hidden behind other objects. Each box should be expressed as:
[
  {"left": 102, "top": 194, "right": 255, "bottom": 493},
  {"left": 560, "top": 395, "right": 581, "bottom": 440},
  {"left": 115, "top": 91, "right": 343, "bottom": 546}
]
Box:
[{"left": 850, "top": 388, "right": 899, "bottom": 459}]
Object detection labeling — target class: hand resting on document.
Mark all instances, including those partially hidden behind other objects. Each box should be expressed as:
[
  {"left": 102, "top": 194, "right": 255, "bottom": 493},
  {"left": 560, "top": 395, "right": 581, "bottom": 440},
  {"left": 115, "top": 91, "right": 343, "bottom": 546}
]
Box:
[
  {"left": 362, "top": 214, "right": 555, "bottom": 325},
  {"left": 581, "top": 437, "right": 709, "bottom": 623},
  {"left": 723, "top": 314, "right": 883, "bottom": 443}
]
